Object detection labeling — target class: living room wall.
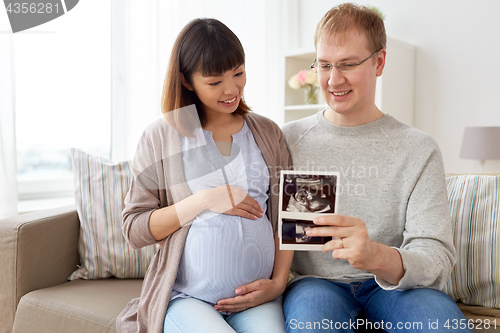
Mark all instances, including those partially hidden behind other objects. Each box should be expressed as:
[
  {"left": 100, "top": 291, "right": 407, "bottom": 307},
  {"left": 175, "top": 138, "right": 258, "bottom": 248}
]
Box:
[{"left": 296, "top": 0, "right": 500, "bottom": 173}]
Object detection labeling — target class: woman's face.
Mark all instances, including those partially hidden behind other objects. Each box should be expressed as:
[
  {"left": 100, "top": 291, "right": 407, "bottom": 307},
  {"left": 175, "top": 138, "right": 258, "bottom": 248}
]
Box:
[{"left": 184, "top": 65, "right": 246, "bottom": 119}]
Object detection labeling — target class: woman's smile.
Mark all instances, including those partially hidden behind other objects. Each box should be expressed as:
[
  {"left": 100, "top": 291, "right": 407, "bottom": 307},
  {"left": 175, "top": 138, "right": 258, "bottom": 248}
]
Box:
[{"left": 220, "top": 95, "right": 238, "bottom": 106}]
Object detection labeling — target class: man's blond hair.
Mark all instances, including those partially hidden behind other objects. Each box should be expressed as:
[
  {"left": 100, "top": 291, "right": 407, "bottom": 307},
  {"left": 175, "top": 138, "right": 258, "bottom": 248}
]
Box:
[{"left": 314, "top": 3, "right": 387, "bottom": 52}]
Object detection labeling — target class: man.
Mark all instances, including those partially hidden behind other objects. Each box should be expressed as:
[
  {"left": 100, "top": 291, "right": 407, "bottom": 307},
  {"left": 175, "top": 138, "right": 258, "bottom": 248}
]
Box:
[{"left": 282, "top": 3, "right": 471, "bottom": 332}]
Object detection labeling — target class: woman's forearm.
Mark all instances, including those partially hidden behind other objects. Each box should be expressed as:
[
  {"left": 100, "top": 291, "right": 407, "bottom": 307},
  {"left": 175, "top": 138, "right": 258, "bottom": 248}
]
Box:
[
  {"left": 149, "top": 185, "right": 263, "bottom": 241},
  {"left": 149, "top": 190, "right": 208, "bottom": 240},
  {"left": 271, "top": 231, "right": 294, "bottom": 292}
]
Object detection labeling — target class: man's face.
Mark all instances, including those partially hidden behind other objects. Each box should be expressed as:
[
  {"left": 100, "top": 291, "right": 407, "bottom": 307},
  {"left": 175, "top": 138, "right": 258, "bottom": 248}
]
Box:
[{"left": 316, "top": 29, "right": 385, "bottom": 120}]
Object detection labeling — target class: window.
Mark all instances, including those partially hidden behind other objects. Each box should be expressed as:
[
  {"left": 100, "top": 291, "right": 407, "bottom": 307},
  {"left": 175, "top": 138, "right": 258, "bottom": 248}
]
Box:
[
  {"left": 15, "top": 0, "right": 111, "bottom": 203},
  {"left": 12, "top": 0, "right": 282, "bottom": 212}
]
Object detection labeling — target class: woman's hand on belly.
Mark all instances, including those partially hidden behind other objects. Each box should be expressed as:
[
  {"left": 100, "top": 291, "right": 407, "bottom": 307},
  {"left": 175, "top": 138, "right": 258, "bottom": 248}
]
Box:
[
  {"left": 202, "top": 185, "right": 263, "bottom": 220},
  {"left": 213, "top": 278, "right": 285, "bottom": 314}
]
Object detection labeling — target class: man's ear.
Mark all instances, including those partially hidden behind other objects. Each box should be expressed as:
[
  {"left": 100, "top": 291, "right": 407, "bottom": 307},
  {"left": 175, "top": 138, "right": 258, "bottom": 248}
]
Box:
[
  {"left": 375, "top": 49, "right": 386, "bottom": 77},
  {"left": 180, "top": 73, "right": 194, "bottom": 91}
]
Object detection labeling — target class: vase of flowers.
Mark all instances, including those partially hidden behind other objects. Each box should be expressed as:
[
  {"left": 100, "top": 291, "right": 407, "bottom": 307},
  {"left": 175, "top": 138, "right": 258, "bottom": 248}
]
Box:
[{"left": 288, "top": 69, "right": 320, "bottom": 105}]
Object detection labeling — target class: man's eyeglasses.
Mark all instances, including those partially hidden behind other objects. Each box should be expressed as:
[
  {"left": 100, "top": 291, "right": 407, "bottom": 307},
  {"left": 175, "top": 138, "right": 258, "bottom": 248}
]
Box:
[{"left": 310, "top": 49, "right": 381, "bottom": 74}]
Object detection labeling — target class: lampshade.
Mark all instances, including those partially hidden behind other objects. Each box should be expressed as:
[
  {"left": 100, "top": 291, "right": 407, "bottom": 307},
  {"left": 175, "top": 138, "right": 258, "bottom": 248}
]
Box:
[{"left": 460, "top": 126, "right": 500, "bottom": 160}]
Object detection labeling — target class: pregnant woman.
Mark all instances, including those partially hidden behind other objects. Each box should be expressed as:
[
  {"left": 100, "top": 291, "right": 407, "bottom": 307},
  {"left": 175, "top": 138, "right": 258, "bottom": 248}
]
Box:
[{"left": 116, "top": 18, "right": 293, "bottom": 333}]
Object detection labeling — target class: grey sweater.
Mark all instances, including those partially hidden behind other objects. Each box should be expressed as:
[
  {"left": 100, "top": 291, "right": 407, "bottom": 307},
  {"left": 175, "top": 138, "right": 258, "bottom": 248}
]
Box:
[
  {"left": 117, "top": 112, "right": 290, "bottom": 333},
  {"left": 282, "top": 111, "right": 456, "bottom": 291}
]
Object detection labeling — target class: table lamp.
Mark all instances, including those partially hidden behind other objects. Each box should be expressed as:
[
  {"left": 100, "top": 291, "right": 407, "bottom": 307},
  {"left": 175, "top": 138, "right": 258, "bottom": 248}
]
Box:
[{"left": 459, "top": 126, "right": 500, "bottom": 172}]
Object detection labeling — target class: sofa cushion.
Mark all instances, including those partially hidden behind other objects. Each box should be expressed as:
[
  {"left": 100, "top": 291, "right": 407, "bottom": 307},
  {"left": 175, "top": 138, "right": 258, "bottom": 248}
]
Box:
[
  {"left": 12, "top": 279, "right": 142, "bottom": 333},
  {"left": 445, "top": 174, "right": 500, "bottom": 309},
  {"left": 0, "top": 206, "right": 79, "bottom": 333},
  {"left": 70, "top": 148, "right": 156, "bottom": 280},
  {"left": 457, "top": 303, "right": 500, "bottom": 320}
]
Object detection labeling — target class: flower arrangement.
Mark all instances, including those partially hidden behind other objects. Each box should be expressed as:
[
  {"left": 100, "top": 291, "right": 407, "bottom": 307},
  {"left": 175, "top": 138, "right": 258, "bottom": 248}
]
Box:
[
  {"left": 288, "top": 69, "right": 320, "bottom": 104},
  {"left": 288, "top": 69, "right": 318, "bottom": 90}
]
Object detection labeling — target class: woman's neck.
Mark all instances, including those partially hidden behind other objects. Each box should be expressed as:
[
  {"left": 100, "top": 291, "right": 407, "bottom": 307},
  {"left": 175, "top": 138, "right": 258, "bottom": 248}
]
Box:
[{"left": 203, "top": 113, "right": 244, "bottom": 143}]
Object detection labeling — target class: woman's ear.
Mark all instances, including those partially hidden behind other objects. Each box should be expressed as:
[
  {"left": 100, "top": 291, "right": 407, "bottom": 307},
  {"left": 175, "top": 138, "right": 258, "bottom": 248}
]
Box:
[{"left": 180, "top": 73, "right": 194, "bottom": 91}]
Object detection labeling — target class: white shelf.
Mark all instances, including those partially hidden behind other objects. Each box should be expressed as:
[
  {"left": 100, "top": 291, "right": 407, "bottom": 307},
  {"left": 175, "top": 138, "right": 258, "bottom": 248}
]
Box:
[
  {"left": 284, "top": 106, "right": 326, "bottom": 123},
  {"left": 375, "top": 38, "right": 416, "bottom": 126},
  {"left": 284, "top": 48, "right": 317, "bottom": 60},
  {"left": 284, "top": 50, "right": 317, "bottom": 109},
  {"left": 284, "top": 104, "right": 327, "bottom": 111}
]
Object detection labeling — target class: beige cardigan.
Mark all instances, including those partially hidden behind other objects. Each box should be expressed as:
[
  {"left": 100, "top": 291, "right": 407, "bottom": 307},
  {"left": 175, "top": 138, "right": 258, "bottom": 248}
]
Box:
[{"left": 117, "top": 112, "right": 290, "bottom": 333}]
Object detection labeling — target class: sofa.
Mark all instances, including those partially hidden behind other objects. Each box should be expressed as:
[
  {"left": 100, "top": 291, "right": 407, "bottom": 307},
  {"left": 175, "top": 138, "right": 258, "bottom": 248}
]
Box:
[
  {"left": 1, "top": 172, "right": 500, "bottom": 333},
  {"left": 0, "top": 205, "right": 144, "bottom": 333}
]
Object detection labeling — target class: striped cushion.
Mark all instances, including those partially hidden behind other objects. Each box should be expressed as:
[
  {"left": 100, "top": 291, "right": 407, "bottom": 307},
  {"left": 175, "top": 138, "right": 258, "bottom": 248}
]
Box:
[
  {"left": 69, "top": 148, "right": 156, "bottom": 280},
  {"left": 445, "top": 175, "right": 500, "bottom": 308}
]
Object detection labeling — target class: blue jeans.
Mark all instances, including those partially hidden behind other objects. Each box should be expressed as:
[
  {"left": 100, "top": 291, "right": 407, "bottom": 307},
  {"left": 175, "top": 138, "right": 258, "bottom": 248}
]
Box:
[
  {"left": 163, "top": 296, "right": 285, "bottom": 333},
  {"left": 283, "top": 278, "right": 472, "bottom": 333}
]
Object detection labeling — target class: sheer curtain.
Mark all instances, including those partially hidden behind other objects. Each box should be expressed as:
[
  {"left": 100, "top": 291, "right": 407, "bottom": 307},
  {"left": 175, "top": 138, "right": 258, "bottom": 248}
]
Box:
[
  {"left": 111, "top": 0, "right": 162, "bottom": 162},
  {"left": 0, "top": 34, "right": 18, "bottom": 219}
]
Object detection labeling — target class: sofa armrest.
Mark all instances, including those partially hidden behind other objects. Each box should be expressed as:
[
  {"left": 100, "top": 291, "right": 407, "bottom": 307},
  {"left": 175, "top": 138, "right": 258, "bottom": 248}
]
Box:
[{"left": 0, "top": 205, "right": 80, "bottom": 333}]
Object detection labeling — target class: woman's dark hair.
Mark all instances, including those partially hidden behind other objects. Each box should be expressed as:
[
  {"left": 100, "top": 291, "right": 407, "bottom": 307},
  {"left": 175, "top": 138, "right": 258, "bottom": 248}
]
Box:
[{"left": 161, "top": 18, "right": 251, "bottom": 132}]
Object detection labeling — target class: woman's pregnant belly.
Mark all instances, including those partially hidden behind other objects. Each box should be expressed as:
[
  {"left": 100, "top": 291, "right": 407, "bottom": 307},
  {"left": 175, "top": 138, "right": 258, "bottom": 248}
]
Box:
[{"left": 173, "top": 213, "right": 275, "bottom": 304}]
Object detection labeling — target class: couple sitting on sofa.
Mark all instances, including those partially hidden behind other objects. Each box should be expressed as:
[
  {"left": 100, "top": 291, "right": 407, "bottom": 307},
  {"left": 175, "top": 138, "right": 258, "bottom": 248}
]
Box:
[{"left": 118, "top": 4, "right": 470, "bottom": 333}]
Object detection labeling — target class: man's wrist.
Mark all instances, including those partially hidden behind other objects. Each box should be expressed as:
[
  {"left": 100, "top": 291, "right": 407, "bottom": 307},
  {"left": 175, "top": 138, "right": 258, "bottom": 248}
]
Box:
[
  {"left": 370, "top": 244, "right": 404, "bottom": 285},
  {"left": 369, "top": 242, "right": 388, "bottom": 272}
]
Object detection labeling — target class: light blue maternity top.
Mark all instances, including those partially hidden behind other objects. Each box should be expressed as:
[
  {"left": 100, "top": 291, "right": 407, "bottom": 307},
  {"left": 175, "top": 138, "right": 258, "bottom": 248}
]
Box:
[{"left": 171, "top": 120, "right": 275, "bottom": 304}]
